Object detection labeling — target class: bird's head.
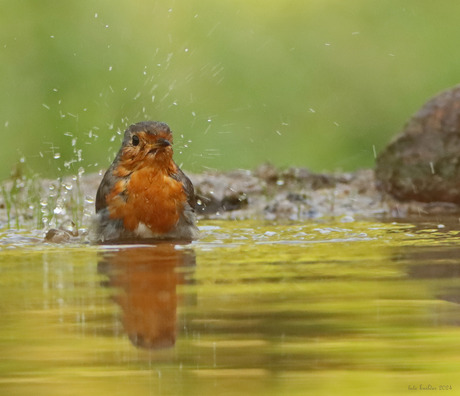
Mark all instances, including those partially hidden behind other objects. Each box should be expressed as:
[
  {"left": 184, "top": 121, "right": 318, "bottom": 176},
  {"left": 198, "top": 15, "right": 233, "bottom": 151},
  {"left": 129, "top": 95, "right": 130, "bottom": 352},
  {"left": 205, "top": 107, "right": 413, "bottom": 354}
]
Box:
[{"left": 117, "top": 121, "right": 175, "bottom": 173}]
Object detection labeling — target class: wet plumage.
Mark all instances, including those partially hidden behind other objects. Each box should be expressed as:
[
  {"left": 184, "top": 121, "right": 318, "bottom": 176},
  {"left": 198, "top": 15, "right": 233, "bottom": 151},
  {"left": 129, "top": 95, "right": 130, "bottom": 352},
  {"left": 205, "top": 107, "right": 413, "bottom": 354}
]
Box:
[{"left": 93, "top": 121, "right": 198, "bottom": 242}]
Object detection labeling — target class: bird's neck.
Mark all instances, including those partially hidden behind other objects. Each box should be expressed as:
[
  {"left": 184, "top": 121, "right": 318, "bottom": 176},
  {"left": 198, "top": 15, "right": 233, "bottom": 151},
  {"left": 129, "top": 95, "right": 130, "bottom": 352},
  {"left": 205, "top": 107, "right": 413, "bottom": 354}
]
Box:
[{"left": 114, "top": 153, "right": 177, "bottom": 178}]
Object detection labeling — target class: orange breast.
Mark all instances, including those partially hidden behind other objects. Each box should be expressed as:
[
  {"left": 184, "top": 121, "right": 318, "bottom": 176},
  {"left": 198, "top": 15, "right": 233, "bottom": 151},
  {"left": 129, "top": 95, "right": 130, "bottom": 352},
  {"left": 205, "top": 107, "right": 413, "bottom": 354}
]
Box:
[{"left": 107, "top": 167, "right": 186, "bottom": 235}]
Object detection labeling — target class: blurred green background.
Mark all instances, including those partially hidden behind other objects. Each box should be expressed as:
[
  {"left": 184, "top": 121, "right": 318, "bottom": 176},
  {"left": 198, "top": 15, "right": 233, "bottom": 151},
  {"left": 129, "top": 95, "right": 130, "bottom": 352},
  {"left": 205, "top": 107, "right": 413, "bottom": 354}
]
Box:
[{"left": 1, "top": 0, "right": 460, "bottom": 180}]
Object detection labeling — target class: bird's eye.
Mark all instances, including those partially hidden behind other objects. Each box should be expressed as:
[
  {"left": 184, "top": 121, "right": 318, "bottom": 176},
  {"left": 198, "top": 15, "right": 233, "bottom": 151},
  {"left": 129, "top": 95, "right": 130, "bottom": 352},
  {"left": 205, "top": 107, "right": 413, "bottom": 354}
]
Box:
[{"left": 132, "top": 135, "right": 140, "bottom": 146}]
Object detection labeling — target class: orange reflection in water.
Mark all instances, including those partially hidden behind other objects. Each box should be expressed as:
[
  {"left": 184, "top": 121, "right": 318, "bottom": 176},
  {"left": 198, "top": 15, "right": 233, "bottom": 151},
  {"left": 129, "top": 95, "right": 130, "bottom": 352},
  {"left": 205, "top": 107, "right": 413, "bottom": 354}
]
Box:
[{"left": 98, "top": 243, "right": 195, "bottom": 349}]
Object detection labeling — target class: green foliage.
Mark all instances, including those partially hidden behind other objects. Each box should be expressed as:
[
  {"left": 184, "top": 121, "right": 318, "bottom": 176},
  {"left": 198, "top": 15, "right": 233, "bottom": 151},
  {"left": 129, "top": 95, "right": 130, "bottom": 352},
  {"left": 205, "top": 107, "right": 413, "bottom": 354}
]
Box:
[
  {"left": 0, "top": 164, "right": 43, "bottom": 229},
  {"left": 0, "top": 162, "right": 88, "bottom": 232},
  {"left": 2, "top": 1, "right": 460, "bottom": 179}
]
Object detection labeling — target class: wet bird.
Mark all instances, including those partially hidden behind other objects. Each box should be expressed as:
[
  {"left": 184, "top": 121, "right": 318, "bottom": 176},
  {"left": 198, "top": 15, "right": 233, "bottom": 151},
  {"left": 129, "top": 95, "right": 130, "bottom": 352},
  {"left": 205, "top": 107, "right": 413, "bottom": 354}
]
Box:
[{"left": 93, "top": 121, "right": 199, "bottom": 242}]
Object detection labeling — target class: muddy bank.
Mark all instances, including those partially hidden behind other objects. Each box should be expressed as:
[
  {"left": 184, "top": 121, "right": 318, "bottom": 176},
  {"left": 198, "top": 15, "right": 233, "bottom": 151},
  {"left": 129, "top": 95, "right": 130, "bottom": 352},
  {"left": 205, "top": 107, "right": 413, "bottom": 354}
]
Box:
[
  {"left": 1, "top": 163, "right": 458, "bottom": 237},
  {"left": 189, "top": 164, "right": 460, "bottom": 221}
]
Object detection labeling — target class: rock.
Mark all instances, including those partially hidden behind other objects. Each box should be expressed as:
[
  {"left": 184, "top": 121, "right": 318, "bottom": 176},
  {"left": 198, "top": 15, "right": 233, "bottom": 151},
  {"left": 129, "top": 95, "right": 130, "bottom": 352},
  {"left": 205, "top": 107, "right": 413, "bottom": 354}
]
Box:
[
  {"left": 44, "top": 228, "right": 72, "bottom": 243},
  {"left": 189, "top": 169, "right": 262, "bottom": 215},
  {"left": 376, "top": 85, "right": 460, "bottom": 203},
  {"left": 253, "top": 163, "right": 279, "bottom": 182}
]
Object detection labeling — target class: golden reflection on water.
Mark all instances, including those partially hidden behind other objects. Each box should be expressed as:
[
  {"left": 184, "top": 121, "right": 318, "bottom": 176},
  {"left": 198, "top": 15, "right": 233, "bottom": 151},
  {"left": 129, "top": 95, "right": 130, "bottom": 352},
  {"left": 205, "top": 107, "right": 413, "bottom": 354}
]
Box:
[
  {"left": 2, "top": 220, "right": 460, "bottom": 395},
  {"left": 97, "top": 244, "right": 195, "bottom": 349}
]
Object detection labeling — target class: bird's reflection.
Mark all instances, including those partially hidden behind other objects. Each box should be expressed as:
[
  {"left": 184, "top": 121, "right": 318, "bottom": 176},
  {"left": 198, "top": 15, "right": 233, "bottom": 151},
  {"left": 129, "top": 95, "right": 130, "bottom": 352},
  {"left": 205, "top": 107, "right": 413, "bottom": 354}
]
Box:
[{"left": 97, "top": 243, "right": 195, "bottom": 349}]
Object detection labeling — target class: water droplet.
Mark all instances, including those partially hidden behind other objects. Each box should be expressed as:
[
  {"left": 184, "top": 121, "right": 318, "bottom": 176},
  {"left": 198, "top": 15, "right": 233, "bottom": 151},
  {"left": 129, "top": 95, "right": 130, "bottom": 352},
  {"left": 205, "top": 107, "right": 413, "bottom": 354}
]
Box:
[{"left": 53, "top": 207, "right": 65, "bottom": 215}]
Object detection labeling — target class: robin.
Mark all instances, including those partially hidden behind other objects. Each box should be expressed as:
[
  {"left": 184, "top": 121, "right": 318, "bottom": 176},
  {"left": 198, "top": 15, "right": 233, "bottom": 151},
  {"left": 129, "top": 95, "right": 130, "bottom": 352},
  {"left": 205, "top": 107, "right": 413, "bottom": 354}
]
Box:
[{"left": 93, "top": 121, "right": 199, "bottom": 242}]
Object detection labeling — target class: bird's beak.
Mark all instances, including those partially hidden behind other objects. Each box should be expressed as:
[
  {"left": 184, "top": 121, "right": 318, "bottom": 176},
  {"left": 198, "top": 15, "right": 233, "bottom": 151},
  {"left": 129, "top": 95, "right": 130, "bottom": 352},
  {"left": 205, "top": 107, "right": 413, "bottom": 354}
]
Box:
[
  {"left": 147, "top": 138, "right": 172, "bottom": 155},
  {"left": 156, "top": 138, "right": 172, "bottom": 148}
]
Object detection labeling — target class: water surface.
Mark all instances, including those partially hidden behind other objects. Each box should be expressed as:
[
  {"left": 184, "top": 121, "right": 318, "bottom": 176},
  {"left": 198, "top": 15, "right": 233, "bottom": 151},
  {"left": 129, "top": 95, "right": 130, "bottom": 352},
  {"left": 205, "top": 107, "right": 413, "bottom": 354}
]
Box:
[{"left": 1, "top": 219, "right": 460, "bottom": 395}]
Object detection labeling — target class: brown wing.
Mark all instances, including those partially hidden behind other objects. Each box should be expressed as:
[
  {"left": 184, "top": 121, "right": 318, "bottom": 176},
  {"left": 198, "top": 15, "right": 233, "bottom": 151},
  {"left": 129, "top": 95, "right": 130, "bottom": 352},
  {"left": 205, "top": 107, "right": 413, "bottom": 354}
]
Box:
[
  {"left": 95, "top": 167, "right": 116, "bottom": 213},
  {"left": 171, "top": 166, "right": 196, "bottom": 210}
]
